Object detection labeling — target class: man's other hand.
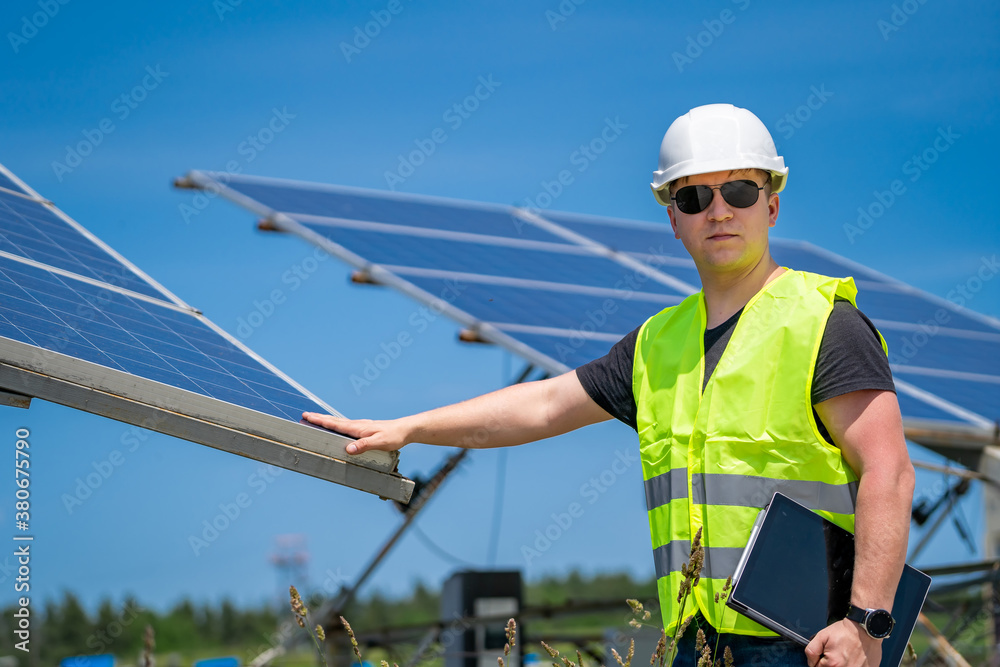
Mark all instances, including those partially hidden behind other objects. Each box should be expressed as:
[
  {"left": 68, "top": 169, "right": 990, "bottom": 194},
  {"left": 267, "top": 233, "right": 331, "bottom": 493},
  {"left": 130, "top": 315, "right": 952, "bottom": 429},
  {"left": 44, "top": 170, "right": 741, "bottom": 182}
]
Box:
[{"left": 804, "top": 618, "right": 881, "bottom": 667}]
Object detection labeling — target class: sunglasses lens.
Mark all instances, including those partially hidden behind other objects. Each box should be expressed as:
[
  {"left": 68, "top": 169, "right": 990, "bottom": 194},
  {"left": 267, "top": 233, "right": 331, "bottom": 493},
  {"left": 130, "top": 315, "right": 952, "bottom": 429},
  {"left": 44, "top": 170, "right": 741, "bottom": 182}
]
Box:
[
  {"left": 720, "top": 180, "right": 761, "bottom": 208},
  {"left": 674, "top": 185, "right": 714, "bottom": 214}
]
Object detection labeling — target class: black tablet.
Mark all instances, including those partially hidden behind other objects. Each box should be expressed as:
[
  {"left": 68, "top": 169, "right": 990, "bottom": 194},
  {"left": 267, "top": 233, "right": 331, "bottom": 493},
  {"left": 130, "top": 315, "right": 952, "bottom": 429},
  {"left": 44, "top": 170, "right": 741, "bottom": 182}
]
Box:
[{"left": 727, "top": 492, "right": 931, "bottom": 667}]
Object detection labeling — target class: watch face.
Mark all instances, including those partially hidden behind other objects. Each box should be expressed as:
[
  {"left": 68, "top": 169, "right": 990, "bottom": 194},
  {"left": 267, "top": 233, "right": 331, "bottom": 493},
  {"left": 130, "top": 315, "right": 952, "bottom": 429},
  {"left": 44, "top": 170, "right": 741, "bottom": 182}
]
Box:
[{"left": 866, "top": 609, "right": 894, "bottom": 638}]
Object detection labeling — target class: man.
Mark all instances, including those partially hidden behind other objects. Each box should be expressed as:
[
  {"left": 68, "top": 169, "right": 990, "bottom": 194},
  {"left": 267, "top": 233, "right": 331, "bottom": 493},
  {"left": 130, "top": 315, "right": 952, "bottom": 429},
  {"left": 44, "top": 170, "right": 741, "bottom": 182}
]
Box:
[{"left": 304, "top": 104, "right": 914, "bottom": 667}]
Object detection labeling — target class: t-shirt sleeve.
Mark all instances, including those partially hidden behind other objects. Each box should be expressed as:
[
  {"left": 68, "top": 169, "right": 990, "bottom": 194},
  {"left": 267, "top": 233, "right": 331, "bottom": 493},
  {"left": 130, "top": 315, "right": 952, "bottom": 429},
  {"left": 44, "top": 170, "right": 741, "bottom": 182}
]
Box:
[
  {"left": 812, "top": 299, "right": 896, "bottom": 404},
  {"left": 575, "top": 325, "right": 641, "bottom": 431}
]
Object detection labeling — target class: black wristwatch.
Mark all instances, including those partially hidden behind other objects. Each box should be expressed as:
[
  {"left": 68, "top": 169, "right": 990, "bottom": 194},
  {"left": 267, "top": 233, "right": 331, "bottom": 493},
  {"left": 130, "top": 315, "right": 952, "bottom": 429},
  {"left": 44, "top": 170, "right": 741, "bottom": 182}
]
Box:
[{"left": 845, "top": 604, "right": 895, "bottom": 639}]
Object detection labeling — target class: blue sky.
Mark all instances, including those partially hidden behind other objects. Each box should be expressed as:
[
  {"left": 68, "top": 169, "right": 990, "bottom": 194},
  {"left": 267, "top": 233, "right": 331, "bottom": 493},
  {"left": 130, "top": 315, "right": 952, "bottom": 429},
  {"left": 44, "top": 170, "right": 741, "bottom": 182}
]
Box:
[{"left": 1, "top": 0, "right": 998, "bottom": 617}]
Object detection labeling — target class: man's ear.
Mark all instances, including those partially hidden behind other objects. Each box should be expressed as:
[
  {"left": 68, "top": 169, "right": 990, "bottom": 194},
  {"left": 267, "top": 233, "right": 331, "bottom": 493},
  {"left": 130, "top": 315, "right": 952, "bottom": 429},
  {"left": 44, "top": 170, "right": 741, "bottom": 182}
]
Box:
[
  {"left": 667, "top": 203, "right": 680, "bottom": 239},
  {"left": 768, "top": 192, "right": 780, "bottom": 228}
]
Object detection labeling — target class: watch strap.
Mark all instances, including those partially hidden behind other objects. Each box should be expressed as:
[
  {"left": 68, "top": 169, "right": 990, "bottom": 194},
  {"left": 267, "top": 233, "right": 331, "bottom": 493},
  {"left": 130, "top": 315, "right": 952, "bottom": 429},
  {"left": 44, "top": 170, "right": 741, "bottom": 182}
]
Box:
[{"left": 845, "top": 603, "right": 868, "bottom": 625}]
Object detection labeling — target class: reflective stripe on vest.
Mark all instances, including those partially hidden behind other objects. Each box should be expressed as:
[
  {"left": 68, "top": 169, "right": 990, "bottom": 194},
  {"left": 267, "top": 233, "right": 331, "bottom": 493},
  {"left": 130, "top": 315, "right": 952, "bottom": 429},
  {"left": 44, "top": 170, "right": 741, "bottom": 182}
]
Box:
[
  {"left": 653, "top": 540, "right": 745, "bottom": 581},
  {"left": 644, "top": 469, "right": 858, "bottom": 514},
  {"left": 633, "top": 270, "right": 884, "bottom": 636}
]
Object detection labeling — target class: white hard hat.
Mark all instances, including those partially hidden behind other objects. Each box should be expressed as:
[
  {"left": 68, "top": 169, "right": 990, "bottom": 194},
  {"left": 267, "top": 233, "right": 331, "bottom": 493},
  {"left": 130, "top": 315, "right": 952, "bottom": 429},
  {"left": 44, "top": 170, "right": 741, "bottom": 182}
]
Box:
[{"left": 650, "top": 103, "right": 788, "bottom": 207}]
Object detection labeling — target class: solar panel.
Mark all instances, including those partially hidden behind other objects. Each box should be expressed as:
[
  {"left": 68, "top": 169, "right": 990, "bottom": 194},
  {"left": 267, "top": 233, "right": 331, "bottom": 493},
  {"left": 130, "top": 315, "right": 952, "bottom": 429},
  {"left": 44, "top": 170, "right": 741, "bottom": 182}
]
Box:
[
  {"left": 176, "top": 171, "right": 1000, "bottom": 439},
  {"left": 0, "top": 164, "right": 413, "bottom": 503}
]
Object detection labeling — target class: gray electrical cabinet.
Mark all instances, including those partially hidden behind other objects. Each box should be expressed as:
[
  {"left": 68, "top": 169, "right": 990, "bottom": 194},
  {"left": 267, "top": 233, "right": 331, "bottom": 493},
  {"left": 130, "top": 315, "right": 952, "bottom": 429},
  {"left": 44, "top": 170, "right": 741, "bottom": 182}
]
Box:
[{"left": 441, "top": 570, "right": 522, "bottom": 667}]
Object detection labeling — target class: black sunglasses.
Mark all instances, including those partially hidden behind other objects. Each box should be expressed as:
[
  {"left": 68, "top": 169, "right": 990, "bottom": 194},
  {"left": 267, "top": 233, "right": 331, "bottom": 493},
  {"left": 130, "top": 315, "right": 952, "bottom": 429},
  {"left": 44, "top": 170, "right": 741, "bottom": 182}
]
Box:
[{"left": 670, "top": 179, "right": 764, "bottom": 214}]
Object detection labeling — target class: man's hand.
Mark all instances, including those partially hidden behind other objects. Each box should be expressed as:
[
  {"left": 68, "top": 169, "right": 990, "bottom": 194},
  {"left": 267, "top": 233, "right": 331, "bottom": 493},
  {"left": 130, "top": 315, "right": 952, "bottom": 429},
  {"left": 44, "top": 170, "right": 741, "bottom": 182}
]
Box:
[
  {"left": 804, "top": 618, "right": 881, "bottom": 667},
  {"left": 302, "top": 413, "right": 411, "bottom": 454}
]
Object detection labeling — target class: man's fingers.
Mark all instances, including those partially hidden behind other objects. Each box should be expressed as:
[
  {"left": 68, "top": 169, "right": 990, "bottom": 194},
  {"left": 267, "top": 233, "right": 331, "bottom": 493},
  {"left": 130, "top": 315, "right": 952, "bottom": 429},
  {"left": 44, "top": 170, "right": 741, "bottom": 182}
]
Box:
[
  {"left": 346, "top": 438, "right": 367, "bottom": 455},
  {"left": 302, "top": 411, "right": 339, "bottom": 428},
  {"left": 804, "top": 636, "right": 825, "bottom": 667},
  {"left": 303, "top": 412, "right": 365, "bottom": 436}
]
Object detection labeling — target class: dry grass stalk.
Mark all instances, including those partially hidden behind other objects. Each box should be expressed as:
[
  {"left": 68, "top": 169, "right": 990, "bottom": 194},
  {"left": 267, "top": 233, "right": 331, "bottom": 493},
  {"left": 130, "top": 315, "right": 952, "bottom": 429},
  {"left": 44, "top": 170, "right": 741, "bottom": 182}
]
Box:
[
  {"left": 499, "top": 619, "right": 517, "bottom": 667},
  {"left": 540, "top": 640, "right": 579, "bottom": 667},
  {"left": 141, "top": 625, "right": 155, "bottom": 667},
  {"left": 341, "top": 615, "right": 364, "bottom": 666},
  {"left": 663, "top": 527, "right": 703, "bottom": 666},
  {"left": 710, "top": 577, "right": 733, "bottom": 667},
  {"left": 651, "top": 630, "right": 667, "bottom": 667},
  {"left": 288, "top": 585, "right": 329, "bottom": 665}
]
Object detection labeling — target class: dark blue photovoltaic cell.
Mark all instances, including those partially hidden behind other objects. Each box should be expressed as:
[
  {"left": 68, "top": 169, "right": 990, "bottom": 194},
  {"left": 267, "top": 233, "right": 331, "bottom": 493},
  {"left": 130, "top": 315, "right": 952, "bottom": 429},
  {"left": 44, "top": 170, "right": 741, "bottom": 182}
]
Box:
[
  {"left": 401, "top": 275, "right": 676, "bottom": 332},
  {"left": 770, "top": 244, "right": 889, "bottom": 284},
  {"left": 0, "top": 191, "right": 164, "bottom": 299},
  {"left": 894, "top": 391, "right": 971, "bottom": 424},
  {"left": 217, "top": 175, "right": 569, "bottom": 244},
  {"left": 0, "top": 172, "right": 26, "bottom": 195},
  {"left": 502, "top": 331, "right": 614, "bottom": 370},
  {"left": 300, "top": 222, "right": 684, "bottom": 294},
  {"left": 0, "top": 255, "right": 327, "bottom": 422},
  {"left": 884, "top": 332, "right": 1000, "bottom": 376},
  {"left": 895, "top": 372, "right": 998, "bottom": 422},
  {"left": 630, "top": 257, "right": 702, "bottom": 289},
  {"left": 541, "top": 211, "right": 685, "bottom": 255},
  {"left": 857, "top": 288, "right": 998, "bottom": 334}
]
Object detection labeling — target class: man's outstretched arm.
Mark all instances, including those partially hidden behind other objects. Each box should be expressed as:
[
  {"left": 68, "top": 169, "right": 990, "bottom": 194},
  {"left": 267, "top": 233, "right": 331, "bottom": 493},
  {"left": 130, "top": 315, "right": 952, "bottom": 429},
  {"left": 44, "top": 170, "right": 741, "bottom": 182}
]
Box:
[
  {"left": 303, "top": 369, "right": 612, "bottom": 454},
  {"left": 805, "top": 389, "right": 915, "bottom": 667}
]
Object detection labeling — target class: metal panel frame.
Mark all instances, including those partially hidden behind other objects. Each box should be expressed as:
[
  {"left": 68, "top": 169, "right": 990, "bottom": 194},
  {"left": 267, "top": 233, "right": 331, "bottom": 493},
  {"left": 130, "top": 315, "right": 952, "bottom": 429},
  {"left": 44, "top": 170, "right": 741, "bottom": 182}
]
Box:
[{"left": 0, "top": 335, "right": 413, "bottom": 502}]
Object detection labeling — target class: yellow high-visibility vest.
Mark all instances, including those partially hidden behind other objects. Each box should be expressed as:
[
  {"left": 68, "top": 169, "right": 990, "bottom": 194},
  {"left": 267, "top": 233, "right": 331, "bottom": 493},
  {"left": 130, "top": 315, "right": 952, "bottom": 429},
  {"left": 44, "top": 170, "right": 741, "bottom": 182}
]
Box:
[{"left": 633, "top": 270, "right": 885, "bottom": 635}]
